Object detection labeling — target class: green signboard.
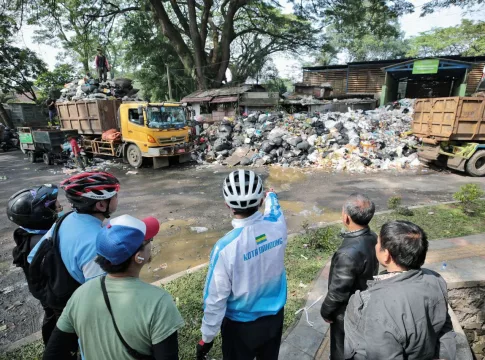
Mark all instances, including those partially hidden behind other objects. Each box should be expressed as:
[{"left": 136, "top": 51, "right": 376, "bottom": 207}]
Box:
[
  {"left": 412, "top": 59, "right": 439, "bottom": 74},
  {"left": 19, "top": 133, "right": 33, "bottom": 144}
]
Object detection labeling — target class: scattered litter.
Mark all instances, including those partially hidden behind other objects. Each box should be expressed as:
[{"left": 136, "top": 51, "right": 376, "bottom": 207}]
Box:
[
  {"left": 303, "top": 244, "right": 309, "bottom": 248},
  {"left": 295, "top": 295, "right": 324, "bottom": 327},
  {"left": 428, "top": 212, "right": 435, "bottom": 215},
  {"left": 0, "top": 325, "right": 6, "bottom": 332},
  {"left": 300, "top": 254, "right": 309, "bottom": 260},
  {"left": 153, "top": 263, "right": 168, "bottom": 272},
  {"left": 299, "top": 281, "right": 308, "bottom": 288},
  {"left": 193, "top": 101, "right": 420, "bottom": 172},
  {"left": 6, "top": 300, "right": 23, "bottom": 311},
  {"left": 190, "top": 227, "right": 209, "bottom": 233},
  {"left": 0, "top": 176, "right": 7, "bottom": 180},
  {"left": 1, "top": 285, "right": 14, "bottom": 294},
  {"left": 126, "top": 171, "right": 138, "bottom": 175}
]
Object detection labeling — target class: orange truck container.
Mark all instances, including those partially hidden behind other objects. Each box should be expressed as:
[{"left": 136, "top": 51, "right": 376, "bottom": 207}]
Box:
[{"left": 413, "top": 97, "right": 485, "bottom": 176}]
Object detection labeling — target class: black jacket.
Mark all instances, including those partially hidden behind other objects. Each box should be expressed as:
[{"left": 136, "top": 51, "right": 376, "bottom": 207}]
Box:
[{"left": 320, "top": 227, "right": 378, "bottom": 320}]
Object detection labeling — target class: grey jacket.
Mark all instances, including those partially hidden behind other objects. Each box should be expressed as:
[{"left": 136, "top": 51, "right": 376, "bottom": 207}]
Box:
[{"left": 344, "top": 268, "right": 456, "bottom": 360}]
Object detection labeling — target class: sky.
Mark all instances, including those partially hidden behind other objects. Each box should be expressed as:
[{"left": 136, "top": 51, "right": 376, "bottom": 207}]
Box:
[{"left": 14, "top": 0, "right": 484, "bottom": 80}]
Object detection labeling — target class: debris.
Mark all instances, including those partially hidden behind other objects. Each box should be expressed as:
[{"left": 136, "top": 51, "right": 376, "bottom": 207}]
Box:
[
  {"left": 1, "top": 285, "right": 14, "bottom": 294},
  {"left": 6, "top": 300, "right": 23, "bottom": 311},
  {"left": 428, "top": 212, "right": 435, "bottom": 215},
  {"left": 299, "top": 281, "right": 308, "bottom": 288},
  {"left": 58, "top": 77, "right": 141, "bottom": 102},
  {"left": 153, "top": 263, "right": 168, "bottom": 272},
  {"left": 192, "top": 101, "right": 420, "bottom": 173},
  {"left": 0, "top": 325, "right": 6, "bottom": 332},
  {"left": 0, "top": 176, "right": 6, "bottom": 180},
  {"left": 300, "top": 254, "right": 309, "bottom": 260},
  {"left": 190, "top": 226, "right": 209, "bottom": 233},
  {"left": 126, "top": 171, "right": 138, "bottom": 175}
]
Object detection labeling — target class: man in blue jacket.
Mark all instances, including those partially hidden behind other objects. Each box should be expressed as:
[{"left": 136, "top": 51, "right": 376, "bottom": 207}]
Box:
[{"left": 196, "top": 170, "right": 287, "bottom": 360}]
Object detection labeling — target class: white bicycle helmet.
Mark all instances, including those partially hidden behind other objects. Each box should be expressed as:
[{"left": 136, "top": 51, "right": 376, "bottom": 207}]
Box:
[{"left": 223, "top": 170, "right": 264, "bottom": 209}]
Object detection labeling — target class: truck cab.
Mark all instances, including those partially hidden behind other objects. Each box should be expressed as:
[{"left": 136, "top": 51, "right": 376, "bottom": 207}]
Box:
[{"left": 119, "top": 102, "right": 193, "bottom": 168}]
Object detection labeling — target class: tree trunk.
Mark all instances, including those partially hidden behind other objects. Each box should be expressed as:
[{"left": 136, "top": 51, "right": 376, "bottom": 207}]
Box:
[
  {"left": 82, "top": 58, "right": 89, "bottom": 74},
  {"left": 0, "top": 103, "right": 14, "bottom": 128}
]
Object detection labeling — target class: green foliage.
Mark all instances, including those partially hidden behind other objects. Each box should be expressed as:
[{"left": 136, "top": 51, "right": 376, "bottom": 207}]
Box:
[
  {"left": 407, "top": 20, "right": 485, "bottom": 57},
  {"left": 453, "top": 184, "right": 485, "bottom": 214},
  {"left": 0, "top": 14, "right": 47, "bottom": 101},
  {"left": 388, "top": 196, "right": 402, "bottom": 210},
  {"left": 35, "top": 64, "right": 76, "bottom": 98},
  {"left": 301, "top": 220, "right": 341, "bottom": 252},
  {"left": 420, "top": 0, "right": 484, "bottom": 15}
]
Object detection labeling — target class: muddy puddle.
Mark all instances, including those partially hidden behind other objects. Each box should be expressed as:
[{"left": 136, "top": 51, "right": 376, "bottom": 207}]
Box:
[
  {"left": 279, "top": 200, "right": 341, "bottom": 232},
  {"left": 140, "top": 219, "right": 226, "bottom": 283},
  {"left": 266, "top": 167, "right": 307, "bottom": 191}
]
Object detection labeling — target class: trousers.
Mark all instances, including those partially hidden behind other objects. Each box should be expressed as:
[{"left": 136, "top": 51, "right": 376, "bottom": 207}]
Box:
[
  {"left": 221, "top": 308, "right": 284, "bottom": 360},
  {"left": 330, "top": 306, "right": 346, "bottom": 360},
  {"left": 42, "top": 306, "right": 63, "bottom": 345},
  {"left": 97, "top": 67, "right": 107, "bottom": 82}
]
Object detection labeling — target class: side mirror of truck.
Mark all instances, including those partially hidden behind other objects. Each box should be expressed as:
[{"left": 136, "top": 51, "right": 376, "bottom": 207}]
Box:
[{"left": 137, "top": 106, "right": 144, "bottom": 125}]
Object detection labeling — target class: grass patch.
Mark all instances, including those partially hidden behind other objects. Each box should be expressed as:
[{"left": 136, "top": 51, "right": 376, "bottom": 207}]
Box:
[
  {"left": 4, "top": 200, "right": 485, "bottom": 360},
  {"left": 372, "top": 200, "right": 485, "bottom": 240}
]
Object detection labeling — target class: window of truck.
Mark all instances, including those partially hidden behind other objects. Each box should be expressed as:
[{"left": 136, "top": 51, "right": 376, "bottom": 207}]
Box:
[
  {"left": 128, "top": 109, "right": 143, "bottom": 125},
  {"left": 147, "top": 106, "right": 186, "bottom": 129}
]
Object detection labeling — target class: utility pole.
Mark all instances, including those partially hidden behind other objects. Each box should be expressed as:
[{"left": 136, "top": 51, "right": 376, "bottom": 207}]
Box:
[{"left": 166, "top": 64, "right": 173, "bottom": 100}]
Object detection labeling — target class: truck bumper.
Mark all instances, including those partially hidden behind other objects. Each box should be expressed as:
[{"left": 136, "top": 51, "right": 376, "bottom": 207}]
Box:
[
  {"left": 417, "top": 145, "right": 440, "bottom": 162},
  {"left": 144, "top": 143, "right": 194, "bottom": 157}
]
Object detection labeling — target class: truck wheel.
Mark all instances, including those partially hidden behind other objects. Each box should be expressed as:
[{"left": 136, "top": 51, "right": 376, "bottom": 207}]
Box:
[
  {"left": 466, "top": 150, "right": 485, "bottom": 177},
  {"left": 28, "top": 151, "right": 36, "bottom": 163},
  {"left": 43, "top": 153, "right": 52, "bottom": 165},
  {"left": 127, "top": 144, "right": 143, "bottom": 168}
]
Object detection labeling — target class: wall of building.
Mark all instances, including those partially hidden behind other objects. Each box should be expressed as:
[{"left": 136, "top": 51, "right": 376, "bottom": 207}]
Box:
[
  {"left": 466, "top": 63, "right": 485, "bottom": 95},
  {"left": 449, "top": 284, "right": 485, "bottom": 359},
  {"left": 302, "top": 69, "right": 347, "bottom": 95},
  {"left": 347, "top": 65, "right": 386, "bottom": 94}
]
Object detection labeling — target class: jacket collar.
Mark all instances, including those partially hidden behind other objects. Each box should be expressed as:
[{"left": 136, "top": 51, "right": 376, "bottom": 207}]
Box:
[
  {"left": 341, "top": 227, "right": 370, "bottom": 239},
  {"left": 232, "top": 211, "right": 263, "bottom": 229},
  {"left": 368, "top": 269, "right": 421, "bottom": 289}
]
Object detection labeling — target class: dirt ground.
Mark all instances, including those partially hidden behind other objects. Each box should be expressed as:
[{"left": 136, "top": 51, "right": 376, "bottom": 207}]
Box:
[{"left": 1, "top": 149, "right": 484, "bottom": 349}]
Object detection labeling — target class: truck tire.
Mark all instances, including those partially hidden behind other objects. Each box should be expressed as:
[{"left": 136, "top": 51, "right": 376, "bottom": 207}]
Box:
[
  {"left": 43, "top": 153, "right": 52, "bottom": 165},
  {"left": 28, "top": 151, "right": 36, "bottom": 163},
  {"left": 127, "top": 144, "right": 143, "bottom": 168},
  {"left": 466, "top": 150, "right": 485, "bottom": 177}
]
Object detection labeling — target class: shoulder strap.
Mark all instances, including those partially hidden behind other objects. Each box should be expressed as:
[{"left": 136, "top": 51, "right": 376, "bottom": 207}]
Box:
[
  {"left": 100, "top": 277, "right": 154, "bottom": 360},
  {"left": 52, "top": 211, "right": 74, "bottom": 248}
]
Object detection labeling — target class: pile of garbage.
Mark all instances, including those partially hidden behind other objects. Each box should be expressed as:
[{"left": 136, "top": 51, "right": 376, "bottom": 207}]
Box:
[
  {"left": 193, "top": 100, "right": 421, "bottom": 173},
  {"left": 58, "top": 77, "right": 141, "bottom": 102}
]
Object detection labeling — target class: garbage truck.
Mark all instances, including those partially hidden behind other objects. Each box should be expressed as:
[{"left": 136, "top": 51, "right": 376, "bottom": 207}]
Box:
[
  {"left": 413, "top": 96, "right": 485, "bottom": 176},
  {"left": 57, "top": 100, "right": 194, "bottom": 168}
]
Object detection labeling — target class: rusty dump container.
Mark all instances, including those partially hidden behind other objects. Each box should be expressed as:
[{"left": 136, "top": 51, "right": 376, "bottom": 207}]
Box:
[
  {"left": 57, "top": 100, "right": 121, "bottom": 135},
  {"left": 413, "top": 97, "right": 485, "bottom": 142}
]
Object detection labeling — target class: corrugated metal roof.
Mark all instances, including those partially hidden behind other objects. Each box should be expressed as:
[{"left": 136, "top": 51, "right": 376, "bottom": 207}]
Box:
[
  {"left": 182, "top": 85, "right": 253, "bottom": 101},
  {"left": 211, "top": 96, "right": 239, "bottom": 103},
  {"left": 181, "top": 96, "right": 213, "bottom": 103}
]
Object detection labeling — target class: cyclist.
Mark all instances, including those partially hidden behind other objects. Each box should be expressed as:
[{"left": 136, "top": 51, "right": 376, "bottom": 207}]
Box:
[
  {"left": 27, "top": 172, "right": 120, "bottom": 339},
  {"left": 7, "top": 184, "right": 63, "bottom": 344},
  {"left": 196, "top": 170, "right": 288, "bottom": 360}
]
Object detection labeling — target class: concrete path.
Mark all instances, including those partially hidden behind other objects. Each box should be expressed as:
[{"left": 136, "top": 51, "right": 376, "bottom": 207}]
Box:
[{"left": 280, "top": 234, "right": 485, "bottom": 360}]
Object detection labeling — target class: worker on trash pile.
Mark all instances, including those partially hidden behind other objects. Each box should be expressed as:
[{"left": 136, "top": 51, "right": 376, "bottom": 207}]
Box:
[
  {"left": 46, "top": 97, "right": 57, "bottom": 124},
  {"left": 64, "top": 134, "right": 85, "bottom": 171},
  {"left": 196, "top": 170, "right": 287, "bottom": 360},
  {"left": 7, "top": 185, "right": 63, "bottom": 345},
  {"left": 27, "top": 172, "right": 121, "bottom": 349},
  {"left": 320, "top": 193, "right": 378, "bottom": 360},
  {"left": 94, "top": 48, "right": 110, "bottom": 83},
  {"left": 344, "top": 221, "right": 456, "bottom": 359},
  {"left": 43, "top": 214, "right": 184, "bottom": 360}
]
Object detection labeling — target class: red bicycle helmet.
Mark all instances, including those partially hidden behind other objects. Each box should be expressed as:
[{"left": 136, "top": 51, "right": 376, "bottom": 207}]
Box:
[{"left": 61, "top": 172, "right": 120, "bottom": 212}]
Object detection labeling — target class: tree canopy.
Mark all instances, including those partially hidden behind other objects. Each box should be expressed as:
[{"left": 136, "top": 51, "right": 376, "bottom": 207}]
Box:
[{"left": 407, "top": 20, "right": 485, "bottom": 57}]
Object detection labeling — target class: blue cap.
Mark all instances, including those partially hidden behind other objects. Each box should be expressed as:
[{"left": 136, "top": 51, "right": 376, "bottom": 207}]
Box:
[{"left": 96, "top": 214, "right": 159, "bottom": 265}]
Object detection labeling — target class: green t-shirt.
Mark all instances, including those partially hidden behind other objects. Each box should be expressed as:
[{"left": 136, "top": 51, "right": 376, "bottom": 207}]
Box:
[{"left": 57, "top": 276, "right": 184, "bottom": 359}]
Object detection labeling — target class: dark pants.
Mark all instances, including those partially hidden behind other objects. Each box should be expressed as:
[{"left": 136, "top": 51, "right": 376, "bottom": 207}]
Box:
[
  {"left": 41, "top": 306, "right": 63, "bottom": 345},
  {"left": 97, "top": 67, "right": 107, "bottom": 82},
  {"left": 221, "top": 309, "right": 284, "bottom": 360},
  {"left": 330, "top": 307, "right": 346, "bottom": 360}
]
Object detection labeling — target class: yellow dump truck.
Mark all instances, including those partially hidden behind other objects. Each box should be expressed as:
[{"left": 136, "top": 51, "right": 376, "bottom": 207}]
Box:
[
  {"left": 413, "top": 97, "right": 485, "bottom": 176},
  {"left": 57, "top": 100, "right": 194, "bottom": 168}
]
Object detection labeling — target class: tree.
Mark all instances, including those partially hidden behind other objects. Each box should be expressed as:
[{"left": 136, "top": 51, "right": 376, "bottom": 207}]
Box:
[
  {"left": 35, "top": 64, "right": 76, "bottom": 98},
  {"left": 318, "top": 22, "right": 410, "bottom": 63},
  {"left": 0, "top": 14, "right": 47, "bottom": 102},
  {"left": 26, "top": 0, "right": 117, "bottom": 72},
  {"left": 91, "top": 0, "right": 318, "bottom": 89},
  {"left": 420, "top": 0, "right": 484, "bottom": 15},
  {"left": 407, "top": 20, "right": 485, "bottom": 57}
]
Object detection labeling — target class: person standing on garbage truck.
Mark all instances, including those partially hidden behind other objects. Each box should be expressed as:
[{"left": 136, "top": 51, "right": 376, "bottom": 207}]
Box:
[
  {"left": 94, "top": 48, "right": 110, "bottom": 82},
  {"left": 196, "top": 170, "right": 288, "bottom": 360},
  {"left": 46, "top": 97, "right": 57, "bottom": 124},
  {"left": 320, "top": 193, "right": 378, "bottom": 360}
]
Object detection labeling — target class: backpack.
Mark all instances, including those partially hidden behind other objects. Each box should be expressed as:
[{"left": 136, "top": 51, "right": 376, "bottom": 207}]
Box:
[
  {"left": 12, "top": 228, "right": 42, "bottom": 295},
  {"left": 29, "top": 212, "right": 81, "bottom": 310}
]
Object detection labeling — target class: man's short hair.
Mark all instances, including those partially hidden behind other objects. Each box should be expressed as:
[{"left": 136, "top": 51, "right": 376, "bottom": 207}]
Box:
[
  {"left": 95, "top": 243, "right": 146, "bottom": 274},
  {"left": 343, "top": 193, "right": 375, "bottom": 226},
  {"left": 379, "top": 221, "right": 428, "bottom": 270}
]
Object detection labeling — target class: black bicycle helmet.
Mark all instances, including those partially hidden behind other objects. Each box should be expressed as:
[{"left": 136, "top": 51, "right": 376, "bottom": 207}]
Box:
[
  {"left": 60, "top": 172, "right": 120, "bottom": 213},
  {"left": 7, "top": 184, "right": 59, "bottom": 230}
]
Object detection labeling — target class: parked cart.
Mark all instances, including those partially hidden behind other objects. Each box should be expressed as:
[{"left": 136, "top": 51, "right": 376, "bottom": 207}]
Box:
[{"left": 18, "top": 127, "right": 79, "bottom": 165}]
